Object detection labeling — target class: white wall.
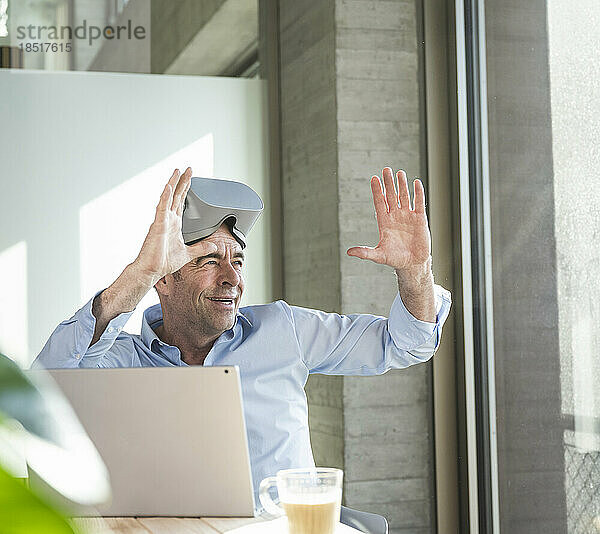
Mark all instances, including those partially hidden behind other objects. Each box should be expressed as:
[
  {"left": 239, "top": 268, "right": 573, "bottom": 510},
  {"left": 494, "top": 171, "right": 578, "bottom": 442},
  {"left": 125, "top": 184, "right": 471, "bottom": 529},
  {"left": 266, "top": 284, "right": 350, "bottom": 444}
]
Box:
[{"left": 0, "top": 69, "right": 270, "bottom": 366}]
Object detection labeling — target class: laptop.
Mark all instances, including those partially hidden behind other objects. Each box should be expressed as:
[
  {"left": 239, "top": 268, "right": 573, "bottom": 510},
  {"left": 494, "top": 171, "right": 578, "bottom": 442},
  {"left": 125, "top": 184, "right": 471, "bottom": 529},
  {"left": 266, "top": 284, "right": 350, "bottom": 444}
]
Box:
[{"left": 35, "top": 366, "right": 255, "bottom": 517}]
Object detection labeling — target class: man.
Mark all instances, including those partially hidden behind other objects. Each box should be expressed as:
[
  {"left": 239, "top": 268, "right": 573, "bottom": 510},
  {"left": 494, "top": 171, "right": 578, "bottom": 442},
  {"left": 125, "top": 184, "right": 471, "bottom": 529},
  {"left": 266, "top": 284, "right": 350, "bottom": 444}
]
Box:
[{"left": 33, "top": 166, "right": 451, "bottom": 498}]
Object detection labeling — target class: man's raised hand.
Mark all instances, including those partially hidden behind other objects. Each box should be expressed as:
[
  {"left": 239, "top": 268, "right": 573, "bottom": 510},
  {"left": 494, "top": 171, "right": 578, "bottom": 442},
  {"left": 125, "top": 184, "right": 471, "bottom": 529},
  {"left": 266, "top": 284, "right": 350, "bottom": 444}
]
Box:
[
  {"left": 133, "top": 167, "right": 217, "bottom": 285},
  {"left": 347, "top": 167, "right": 431, "bottom": 273}
]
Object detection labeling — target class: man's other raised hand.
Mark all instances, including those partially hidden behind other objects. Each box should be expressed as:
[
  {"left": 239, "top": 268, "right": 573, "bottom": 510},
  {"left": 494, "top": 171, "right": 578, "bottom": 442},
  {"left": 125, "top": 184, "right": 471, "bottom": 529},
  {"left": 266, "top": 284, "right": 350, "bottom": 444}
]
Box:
[{"left": 347, "top": 167, "right": 431, "bottom": 273}]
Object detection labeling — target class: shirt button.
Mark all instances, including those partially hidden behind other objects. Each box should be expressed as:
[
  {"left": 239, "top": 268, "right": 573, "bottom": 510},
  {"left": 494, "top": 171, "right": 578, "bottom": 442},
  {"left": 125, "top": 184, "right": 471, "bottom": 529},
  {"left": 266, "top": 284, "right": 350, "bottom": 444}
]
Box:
[
  {"left": 107, "top": 327, "right": 114, "bottom": 333},
  {"left": 75, "top": 353, "right": 81, "bottom": 359}
]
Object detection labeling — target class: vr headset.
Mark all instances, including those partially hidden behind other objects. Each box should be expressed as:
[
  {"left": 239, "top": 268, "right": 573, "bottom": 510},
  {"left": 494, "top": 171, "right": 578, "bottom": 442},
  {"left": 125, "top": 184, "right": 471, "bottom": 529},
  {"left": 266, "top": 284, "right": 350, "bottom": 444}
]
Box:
[{"left": 182, "top": 177, "right": 264, "bottom": 249}]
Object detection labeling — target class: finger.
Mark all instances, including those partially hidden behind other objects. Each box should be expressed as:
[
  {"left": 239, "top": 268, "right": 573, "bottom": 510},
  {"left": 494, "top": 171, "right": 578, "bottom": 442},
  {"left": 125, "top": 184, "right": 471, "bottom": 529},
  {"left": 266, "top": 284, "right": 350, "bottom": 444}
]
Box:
[
  {"left": 175, "top": 174, "right": 192, "bottom": 216},
  {"left": 154, "top": 168, "right": 179, "bottom": 223},
  {"left": 154, "top": 183, "right": 173, "bottom": 224},
  {"left": 414, "top": 178, "right": 426, "bottom": 214},
  {"left": 173, "top": 167, "right": 192, "bottom": 215},
  {"left": 371, "top": 176, "right": 387, "bottom": 221},
  {"left": 160, "top": 168, "right": 179, "bottom": 208},
  {"left": 346, "top": 246, "right": 386, "bottom": 264},
  {"left": 164, "top": 168, "right": 183, "bottom": 210},
  {"left": 382, "top": 167, "right": 398, "bottom": 211},
  {"left": 397, "top": 170, "right": 410, "bottom": 210}
]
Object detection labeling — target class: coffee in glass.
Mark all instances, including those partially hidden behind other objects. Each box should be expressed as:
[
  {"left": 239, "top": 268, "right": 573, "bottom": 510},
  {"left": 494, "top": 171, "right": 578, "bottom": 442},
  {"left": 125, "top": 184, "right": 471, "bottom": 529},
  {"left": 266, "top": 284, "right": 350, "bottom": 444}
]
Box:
[{"left": 259, "top": 467, "right": 343, "bottom": 534}]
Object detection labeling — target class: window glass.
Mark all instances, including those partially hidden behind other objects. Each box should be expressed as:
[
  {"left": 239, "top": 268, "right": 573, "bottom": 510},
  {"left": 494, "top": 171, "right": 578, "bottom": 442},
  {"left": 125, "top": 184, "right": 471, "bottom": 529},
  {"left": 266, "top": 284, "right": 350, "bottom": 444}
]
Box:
[{"left": 485, "top": 1, "right": 600, "bottom": 531}]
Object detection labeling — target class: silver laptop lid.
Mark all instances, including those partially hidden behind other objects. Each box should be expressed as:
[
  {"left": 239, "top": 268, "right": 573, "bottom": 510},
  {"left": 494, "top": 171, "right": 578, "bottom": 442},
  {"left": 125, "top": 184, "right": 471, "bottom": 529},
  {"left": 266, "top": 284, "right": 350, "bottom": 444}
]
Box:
[{"left": 33, "top": 366, "right": 255, "bottom": 517}]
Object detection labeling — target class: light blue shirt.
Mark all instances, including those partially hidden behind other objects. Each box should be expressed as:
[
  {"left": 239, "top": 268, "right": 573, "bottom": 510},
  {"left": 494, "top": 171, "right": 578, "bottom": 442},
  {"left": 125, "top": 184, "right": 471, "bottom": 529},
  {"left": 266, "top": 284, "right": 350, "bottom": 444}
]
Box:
[{"left": 33, "top": 287, "right": 451, "bottom": 504}]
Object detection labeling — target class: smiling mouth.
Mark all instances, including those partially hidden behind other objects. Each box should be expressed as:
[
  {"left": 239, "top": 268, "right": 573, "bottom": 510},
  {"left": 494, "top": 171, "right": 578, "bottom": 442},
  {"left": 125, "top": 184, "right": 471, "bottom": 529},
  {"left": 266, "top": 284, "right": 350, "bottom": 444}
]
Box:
[{"left": 207, "top": 297, "right": 235, "bottom": 305}]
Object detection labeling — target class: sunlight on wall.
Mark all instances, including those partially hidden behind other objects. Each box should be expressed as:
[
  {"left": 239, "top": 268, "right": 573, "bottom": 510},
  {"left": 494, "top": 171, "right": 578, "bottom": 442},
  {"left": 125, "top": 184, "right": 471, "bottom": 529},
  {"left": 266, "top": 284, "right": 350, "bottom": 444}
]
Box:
[
  {"left": 0, "top": 241, "right": 28, "bottom": 366},
  {"left": 79, "top": 134, "right": 214, "bottom": 334}
]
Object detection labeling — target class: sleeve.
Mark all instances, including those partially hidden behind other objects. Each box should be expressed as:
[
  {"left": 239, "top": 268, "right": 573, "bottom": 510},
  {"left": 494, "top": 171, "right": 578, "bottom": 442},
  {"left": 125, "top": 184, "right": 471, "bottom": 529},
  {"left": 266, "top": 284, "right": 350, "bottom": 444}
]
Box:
[
  {"left": 30, "top": 291, "right": 135, "bottom": 369},
  {"left": 288, "top": 284, "right": 452, "bottom": 376}
]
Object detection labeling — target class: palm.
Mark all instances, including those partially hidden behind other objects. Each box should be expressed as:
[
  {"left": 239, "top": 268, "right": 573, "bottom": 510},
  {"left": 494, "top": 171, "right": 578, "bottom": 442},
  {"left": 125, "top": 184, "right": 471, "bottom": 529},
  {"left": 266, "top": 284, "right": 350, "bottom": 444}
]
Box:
[{"left": 348, "top": 168, "right": 431, "bottom": 271}]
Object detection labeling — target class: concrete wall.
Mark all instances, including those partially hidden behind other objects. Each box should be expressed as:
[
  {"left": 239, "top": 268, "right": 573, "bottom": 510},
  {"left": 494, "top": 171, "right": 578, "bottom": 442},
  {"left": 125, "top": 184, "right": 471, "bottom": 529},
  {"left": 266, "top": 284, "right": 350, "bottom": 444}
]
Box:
[
  {"left": 150, "top": 0, "right": 225, "bottom": 74},
  {"left": 278, "top": 0, "right": 345, "bottom": 472},
  {"left": 163, "top": 0, "right": 258, "bottom": 76},
  {"left": 336, "top": 2, "right": 435, "bottom": 532},
  {"left": 278, "top": 1, "right": 435, "bottom": 532}
]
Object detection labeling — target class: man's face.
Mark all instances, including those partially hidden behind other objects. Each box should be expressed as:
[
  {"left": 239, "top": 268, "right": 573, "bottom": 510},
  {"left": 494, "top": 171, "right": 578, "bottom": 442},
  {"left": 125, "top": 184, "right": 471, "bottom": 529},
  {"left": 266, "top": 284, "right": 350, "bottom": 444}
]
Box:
[{"left": 166, "top": 224, "right": 245, "bottom": 336}]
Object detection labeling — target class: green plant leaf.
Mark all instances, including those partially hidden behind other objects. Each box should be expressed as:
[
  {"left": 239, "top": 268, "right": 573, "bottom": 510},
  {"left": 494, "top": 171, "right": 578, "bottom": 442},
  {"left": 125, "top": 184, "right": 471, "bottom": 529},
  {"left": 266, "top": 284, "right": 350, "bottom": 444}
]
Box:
[
  {"left": 0, "top": 354, "right": 60, "bottom": 445},
  {"left": 0, "top": 463, "right": 79, "bottom": 534}
]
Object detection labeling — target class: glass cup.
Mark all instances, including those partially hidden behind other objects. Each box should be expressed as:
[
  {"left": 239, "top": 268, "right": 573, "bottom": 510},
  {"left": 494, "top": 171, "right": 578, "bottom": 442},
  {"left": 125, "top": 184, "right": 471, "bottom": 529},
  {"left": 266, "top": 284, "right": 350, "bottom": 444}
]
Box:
[{"left": 259, "top": 467, "right": 343, "bottom": 534}]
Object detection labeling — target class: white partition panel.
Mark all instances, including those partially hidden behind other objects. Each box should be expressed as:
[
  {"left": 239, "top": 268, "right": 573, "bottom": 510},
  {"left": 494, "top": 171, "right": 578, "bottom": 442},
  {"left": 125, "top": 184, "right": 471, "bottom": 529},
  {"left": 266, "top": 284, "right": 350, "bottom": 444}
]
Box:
[{"left": 0, "top": 70, "right": 270, "bottom": 366}]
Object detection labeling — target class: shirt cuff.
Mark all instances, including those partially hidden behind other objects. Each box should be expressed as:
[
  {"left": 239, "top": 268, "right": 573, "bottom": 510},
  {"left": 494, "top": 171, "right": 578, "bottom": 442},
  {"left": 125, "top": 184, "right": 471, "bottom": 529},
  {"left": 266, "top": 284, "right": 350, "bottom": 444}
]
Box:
[{"left": 388, "top": 284, "right": 452, "bottom": 352}]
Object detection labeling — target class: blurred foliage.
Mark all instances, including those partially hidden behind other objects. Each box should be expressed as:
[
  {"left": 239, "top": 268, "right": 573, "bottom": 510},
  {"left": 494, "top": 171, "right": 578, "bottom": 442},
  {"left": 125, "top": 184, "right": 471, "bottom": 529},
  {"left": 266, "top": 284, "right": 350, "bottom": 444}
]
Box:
[
  {"left": 0, "top": 354, "right": 60, "bottom": 445},
  {"left": 0, "top": 463, "right": 78, "bottom": 534},
  {"left": 0, "top": 353, "right": 95, "bottom": 534}
]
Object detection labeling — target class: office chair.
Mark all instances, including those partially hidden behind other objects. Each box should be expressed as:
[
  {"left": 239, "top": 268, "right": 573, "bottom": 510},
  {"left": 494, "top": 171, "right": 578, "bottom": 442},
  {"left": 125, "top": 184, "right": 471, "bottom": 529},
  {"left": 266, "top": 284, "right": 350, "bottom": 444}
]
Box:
[{"left": 340, "top": 505, "right": 389, "bottom": 534}]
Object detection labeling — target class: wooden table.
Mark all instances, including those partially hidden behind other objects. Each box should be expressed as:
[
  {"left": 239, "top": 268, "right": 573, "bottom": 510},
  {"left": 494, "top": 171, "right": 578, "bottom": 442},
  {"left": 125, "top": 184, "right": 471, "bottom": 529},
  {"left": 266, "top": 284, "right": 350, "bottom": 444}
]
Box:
[{"left": 74, "top": 517, "right": 265, "bottom": 534}]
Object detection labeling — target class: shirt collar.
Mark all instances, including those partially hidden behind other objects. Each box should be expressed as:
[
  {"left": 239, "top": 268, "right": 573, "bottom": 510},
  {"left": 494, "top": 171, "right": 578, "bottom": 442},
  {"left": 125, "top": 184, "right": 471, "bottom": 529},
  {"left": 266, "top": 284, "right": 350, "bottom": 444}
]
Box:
[
  {"left": 140, "top": 304, "right": 252, "bottom": 349},
  {"left": 141, "top": 303, "right": 165, "bottom": 348}
]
